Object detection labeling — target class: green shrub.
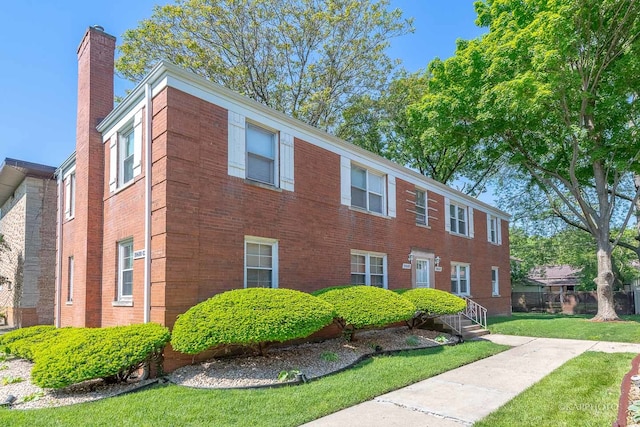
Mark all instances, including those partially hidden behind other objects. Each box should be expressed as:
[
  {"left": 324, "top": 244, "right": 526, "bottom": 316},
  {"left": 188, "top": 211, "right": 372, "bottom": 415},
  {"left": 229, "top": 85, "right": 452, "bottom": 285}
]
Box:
[
  {"left": 171, "top": 288, "right": 337, "bottom": 355},
  {"left": 396, "top": 288, "right": 467, "bottom": 315},
  {"left": 3, "top": 327, "right": 80, "bottom": 361},
  {"left": 0, "top": 325, "right": 56, "bottom": 357},
  {"left": 30, "top": 323, "right": 170, "bottom": 389},
  {"left": 314, "top": 286, "right": 416, "bottom": 332}
]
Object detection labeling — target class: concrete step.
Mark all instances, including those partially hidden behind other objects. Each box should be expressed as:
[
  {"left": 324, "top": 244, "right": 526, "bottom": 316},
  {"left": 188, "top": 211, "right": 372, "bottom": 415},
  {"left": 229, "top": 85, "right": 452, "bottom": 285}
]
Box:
[{"left": 462, "top": 329, "right": 491, "bottom": 339}]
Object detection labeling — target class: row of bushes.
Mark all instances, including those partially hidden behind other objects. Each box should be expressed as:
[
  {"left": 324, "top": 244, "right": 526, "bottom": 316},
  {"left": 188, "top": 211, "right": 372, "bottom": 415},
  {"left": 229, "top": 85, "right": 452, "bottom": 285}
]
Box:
[
  {"left": 1, "top": 286, "right": 464, "bottom": 389},
  {"left": 0, "top": 323, "right": 170, "bottom": 389},
  {"left": 172, "top": 286, "right": 466, "bottom": 354}
]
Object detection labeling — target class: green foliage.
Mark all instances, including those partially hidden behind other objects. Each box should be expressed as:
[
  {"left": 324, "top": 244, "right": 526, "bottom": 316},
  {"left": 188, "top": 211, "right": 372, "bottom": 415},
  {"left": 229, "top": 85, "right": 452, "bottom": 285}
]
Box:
[
  {"left": 396, "top": 288, "right": 466, "bottom": 315},
  {"left": 0, "top": 325, "right": 58, "bottom": 360},
  {"left": 405, "top": 335, "right": 420, "bottom": 347},
  {"left": 510, "top": 227, "right": 640, "bottom": 290},
  {"left": 1, "top": 376, "right": 23, "bottom": 386},
  {"left": 30, "top": 323, "right": 170, "bottom": 389},
  {"left": 314, "top": 285, "right": 416, "bottom": 329},
  {"left": 171, "top": 288, "right": 336, "bottom": 355},
  {"left": 277, "top": 369, "right": 301, "bottom": 382},
  {"left": 319, "top": 351, "right": 339, "bottom": 362},
  {"left": 21, "top": 391, "right": 45, "bottom": 403},
  {"left": 434, "top": 335, "right": 448, "bottom": 344},
  {"left": 117, "top": 0, "right": 412, "bottom": 130}
]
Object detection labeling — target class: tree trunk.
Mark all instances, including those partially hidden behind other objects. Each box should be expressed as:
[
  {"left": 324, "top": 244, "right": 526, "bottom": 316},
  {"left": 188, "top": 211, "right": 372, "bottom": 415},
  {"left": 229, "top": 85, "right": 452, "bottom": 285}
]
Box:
[{"left": 592, "top": 245, "right": 620, "bottom": 321}]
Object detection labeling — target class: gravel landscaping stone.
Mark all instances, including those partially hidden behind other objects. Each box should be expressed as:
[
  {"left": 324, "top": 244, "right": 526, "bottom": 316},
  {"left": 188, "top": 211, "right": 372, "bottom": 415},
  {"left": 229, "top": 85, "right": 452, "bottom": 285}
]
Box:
[{"left": 0, "top": 327, "right": 449, "bottom": 409}]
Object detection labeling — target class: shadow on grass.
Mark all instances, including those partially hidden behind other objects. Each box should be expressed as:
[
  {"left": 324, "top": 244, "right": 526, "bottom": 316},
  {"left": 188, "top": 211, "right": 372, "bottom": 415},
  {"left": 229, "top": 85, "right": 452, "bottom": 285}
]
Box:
[{"left": 488, "top": 312, "right": 640, "bottom": 326}]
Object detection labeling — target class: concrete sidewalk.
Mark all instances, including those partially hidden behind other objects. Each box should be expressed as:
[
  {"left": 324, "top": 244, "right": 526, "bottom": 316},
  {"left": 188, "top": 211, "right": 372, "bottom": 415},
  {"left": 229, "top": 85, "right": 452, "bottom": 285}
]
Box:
[{"left": 303, "top": 335, "right": 640, "bottom": 427}]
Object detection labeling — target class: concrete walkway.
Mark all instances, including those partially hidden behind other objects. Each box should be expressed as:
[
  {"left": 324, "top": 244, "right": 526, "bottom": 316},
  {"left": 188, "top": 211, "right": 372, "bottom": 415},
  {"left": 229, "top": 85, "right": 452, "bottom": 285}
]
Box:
[{"left": 304, "top": 335, "right": 640, "bottom": 427}]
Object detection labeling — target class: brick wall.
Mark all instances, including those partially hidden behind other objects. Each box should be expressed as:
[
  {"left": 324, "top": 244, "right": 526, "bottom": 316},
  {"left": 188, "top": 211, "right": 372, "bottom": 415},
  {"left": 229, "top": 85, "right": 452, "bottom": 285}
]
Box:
[{"left": 153, "top": 87, "right": 511, "bottom": 330}]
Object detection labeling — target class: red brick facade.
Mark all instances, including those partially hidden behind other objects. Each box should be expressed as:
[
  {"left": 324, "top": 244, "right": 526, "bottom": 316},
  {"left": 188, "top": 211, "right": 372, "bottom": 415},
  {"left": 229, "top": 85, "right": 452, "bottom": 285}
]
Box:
[{"left": 57, "top": 28, "right": 511, "bottom": 367}]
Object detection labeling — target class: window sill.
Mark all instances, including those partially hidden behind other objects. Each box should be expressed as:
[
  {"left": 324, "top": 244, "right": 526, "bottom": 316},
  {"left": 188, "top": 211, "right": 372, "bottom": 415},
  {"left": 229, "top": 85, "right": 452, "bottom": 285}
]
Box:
[
  {"left": 65, "top": 301, "right": 73, "bottom": 306},
  {"left": 448, "top": 231, "right": 473, "bottom": 239},
  {"left": 112, "top": 300, "right": 134, "bottom": 307},
  {"left": 415, "top": 223, "right": 431, "bottom": 229},
  {"left": 488, "top": 241, "right": 502, "bottom": 246},
  {"left": 64, "top": 215, "right": 75, "bottom": 223},
  {"left": 348, "top": 206, "right": 390, "bottom": 219},
  {"left": 112, "top": 179, "right": 136, "bottom": 196},
  {"left": 492, "top": 294, "right": 501, "bottom": 297},
  {"left": 244, "top": 179, "right": 282, "bottom": 193}
]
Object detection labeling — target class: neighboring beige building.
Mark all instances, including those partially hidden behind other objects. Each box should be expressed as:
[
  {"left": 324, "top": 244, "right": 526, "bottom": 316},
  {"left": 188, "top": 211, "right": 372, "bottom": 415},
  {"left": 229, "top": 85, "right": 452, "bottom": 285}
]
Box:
[{"left": 0, "top": 158, "right": 57, "bottom": 327}]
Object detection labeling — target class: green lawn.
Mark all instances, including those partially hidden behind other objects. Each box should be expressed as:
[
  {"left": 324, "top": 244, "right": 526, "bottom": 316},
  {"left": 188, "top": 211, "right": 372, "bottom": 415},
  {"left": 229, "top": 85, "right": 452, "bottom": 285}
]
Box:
[
  {"left": 475, "top": 351, "right": 633, "bottom": 427},
  {"left": 0, "top": 341, "right": 506, "bottom": 427},
  {"left": 488, "top": 312, "right": 640, "bottom": 342}
]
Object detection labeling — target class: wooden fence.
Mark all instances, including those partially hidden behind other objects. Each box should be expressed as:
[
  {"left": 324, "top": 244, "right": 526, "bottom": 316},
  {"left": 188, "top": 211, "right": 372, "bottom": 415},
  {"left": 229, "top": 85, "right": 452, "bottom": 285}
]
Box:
[{"left": 511, "top": 291, "right": 636, "bottom": 315}]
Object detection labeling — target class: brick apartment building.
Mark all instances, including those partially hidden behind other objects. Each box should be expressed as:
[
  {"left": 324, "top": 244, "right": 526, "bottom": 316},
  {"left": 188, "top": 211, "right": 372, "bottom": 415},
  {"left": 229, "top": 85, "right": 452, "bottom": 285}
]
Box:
[
  {"left": 56, "top": 27, "right": 511, "bottom": 366},
  {"left": 0, "top": 158, "right": 57, "bottom": 327}
]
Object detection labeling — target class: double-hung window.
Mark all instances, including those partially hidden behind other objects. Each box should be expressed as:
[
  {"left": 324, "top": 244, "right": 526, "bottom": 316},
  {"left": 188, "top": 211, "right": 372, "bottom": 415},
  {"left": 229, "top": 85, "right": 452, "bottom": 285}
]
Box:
[
  {"left": 415, "top": 189, "right": 427, "bottom": 226},
  {"left": 118, "top": 239, "right": 134, "bottom": 301},
  {"left": 487, "top": 214, "right": 501, "bottom": 244},
  {"left": 350, "top": 251, "right": 387, "bottom": 288},
  {"left": 119, "top": 128, "right": 135, "bottom": 187},
  {"left": 245, "top": 237, "right": 278, "bottom": 288},
  {"left": 451, "top": 263, "right": 470, "bottom": 295},
  {"left": 351, "top": 165, "right": 384, "bottom": 214},
  {"left": 67, "top": 256, "right": 74, "bottom": 303},
  {"left": 246, "top": 123, "right": 277, "bottom": 186},
  {"left": 491, "top": 267, "right": 499, "bottom": 296},
  {"left": 64, "top": 172, "right": 76, "bottom": 220},
  {"left": 449, "top": 203, "right": 467, "bottom": 235}
]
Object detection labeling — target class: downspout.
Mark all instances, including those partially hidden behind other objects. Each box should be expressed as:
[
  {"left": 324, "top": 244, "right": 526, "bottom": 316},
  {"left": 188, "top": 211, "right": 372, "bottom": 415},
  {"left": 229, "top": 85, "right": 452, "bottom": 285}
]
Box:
[
  {"left": 55, "top": 172, "right": 63, "bottom": 327},
  {"left": 143, "top": 83, "right": 152, "bottom": 323}
]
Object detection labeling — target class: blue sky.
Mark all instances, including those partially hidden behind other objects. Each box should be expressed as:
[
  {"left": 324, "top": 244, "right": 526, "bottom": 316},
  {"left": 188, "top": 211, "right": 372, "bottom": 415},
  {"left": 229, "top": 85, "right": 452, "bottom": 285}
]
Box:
[{"left": 0, "top": 1, "right": 484, "bottom": 168}]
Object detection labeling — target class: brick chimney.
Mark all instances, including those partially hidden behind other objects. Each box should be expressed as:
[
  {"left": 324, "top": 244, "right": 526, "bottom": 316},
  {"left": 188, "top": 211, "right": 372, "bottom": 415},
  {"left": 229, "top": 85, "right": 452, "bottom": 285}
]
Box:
[{"left": 74, "top": 26, "right": 115, "bottom": 327}]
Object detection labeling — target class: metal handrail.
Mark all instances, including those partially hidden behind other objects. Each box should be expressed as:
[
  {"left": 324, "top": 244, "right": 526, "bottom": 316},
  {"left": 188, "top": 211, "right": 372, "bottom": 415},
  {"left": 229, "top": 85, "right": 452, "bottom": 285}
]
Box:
[
  {"left": 438, "top": 313, "right": 462, "bottom": 335},
  {"left": 462, "top": 296, "right": 487, "bottom": 329}
]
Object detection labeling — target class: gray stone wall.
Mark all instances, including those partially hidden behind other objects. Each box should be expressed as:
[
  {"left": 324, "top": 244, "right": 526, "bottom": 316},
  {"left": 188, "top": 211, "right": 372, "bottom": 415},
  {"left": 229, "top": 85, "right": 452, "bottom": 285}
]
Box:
[{"left": 0, "top": 176, "right": 57, "bottom": 326}]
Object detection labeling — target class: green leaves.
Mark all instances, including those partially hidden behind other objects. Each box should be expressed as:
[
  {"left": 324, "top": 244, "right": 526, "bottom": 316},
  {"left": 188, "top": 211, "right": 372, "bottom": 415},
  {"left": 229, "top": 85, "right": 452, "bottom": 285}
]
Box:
[
  {"left": 314, "top": 285, "right": 416, "bottom": 329},
  {"left": 116, "top": 0, "right": 412, "bottom": 130},
  {"left": 171, "top": 288, "right": 337, "bottom": 354},
  {"left": 396, "top": 288, "right": 467, "bottom": 315}
]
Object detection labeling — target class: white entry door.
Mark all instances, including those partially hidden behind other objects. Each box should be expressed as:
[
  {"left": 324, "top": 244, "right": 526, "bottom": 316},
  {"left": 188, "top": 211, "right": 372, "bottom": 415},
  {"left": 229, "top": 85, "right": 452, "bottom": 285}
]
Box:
[{"left": 415, "top": 259, "right": 431, "bottom": 288}]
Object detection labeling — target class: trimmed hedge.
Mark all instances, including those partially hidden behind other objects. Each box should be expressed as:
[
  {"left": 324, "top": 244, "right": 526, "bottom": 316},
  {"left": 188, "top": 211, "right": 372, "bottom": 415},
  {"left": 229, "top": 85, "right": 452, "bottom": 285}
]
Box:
[
  {"left": 396, "top": 288, "right": 467, "bottom": 315},
  {"left": 31, "top": 323, "right": 170, "bottom": 389},
  {"left": 2, "top": 327, "right": 80, "bottom": 361},
  {"left": 0, "top": 325, "right": 56, "bottom": 357},
  {"left": 171, "top": 288, "right": 337, "bottom": 355},
  {"left": 314, "top": 285, "right": 416, "bottom": 329}
]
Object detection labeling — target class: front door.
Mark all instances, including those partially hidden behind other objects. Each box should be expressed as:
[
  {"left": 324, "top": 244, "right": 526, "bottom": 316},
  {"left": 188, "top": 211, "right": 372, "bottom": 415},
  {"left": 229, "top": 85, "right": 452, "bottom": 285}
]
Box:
[{"left": 415, "top": 259, "right": 431, "bottom": 288}]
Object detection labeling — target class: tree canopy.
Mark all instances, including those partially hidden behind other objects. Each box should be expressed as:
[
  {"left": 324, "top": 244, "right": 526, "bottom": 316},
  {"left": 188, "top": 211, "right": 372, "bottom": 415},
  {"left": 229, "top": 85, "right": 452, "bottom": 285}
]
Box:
[
  {"left": 413, "top": 0, "right": 640, "bottom": 320},
  {"left": 116, "top": 0, "right": 412, "bottom": 130}
]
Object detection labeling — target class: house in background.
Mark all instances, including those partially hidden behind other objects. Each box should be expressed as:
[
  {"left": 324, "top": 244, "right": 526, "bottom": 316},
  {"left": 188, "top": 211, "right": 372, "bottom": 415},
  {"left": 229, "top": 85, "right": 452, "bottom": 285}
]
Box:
[
  {"left": 56, "top": 26, "right": 511, "bottom": 370},
  {"left": 528, "top": 265, "right": 581, "bottom": 294},
  {"left": 0, "top": 158, "right": 57, "bottom": 327}
]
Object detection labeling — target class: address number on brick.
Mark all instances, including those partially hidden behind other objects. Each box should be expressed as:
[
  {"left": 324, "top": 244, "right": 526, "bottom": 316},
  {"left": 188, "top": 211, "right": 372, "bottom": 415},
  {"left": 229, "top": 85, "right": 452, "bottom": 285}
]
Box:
[{"left": 133, "top": 249, "right": 146, "bottom": 259}]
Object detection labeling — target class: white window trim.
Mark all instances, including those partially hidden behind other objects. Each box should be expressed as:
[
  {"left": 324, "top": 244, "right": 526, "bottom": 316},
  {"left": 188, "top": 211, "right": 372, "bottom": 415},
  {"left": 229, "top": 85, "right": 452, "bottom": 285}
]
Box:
[
  {"left": 415, "top": 188, "right": 428, "bottom": 226},
  {"left": 244, "top": 236, "right": 279, "bottom": 288},
  {"left": 451, "top": 262, "right": 471, "bottom": 296},
  {"left": 67, "top": 256, "right": 74, "bottom": 303},
  {"left": 109, "top": 111, "right": 142, "bottom": 193},
  {"left": 118, "top": 126, "right": 135, "bottom": 187},
  {"left": 487, "top": 214, "right": 502, "bottom": 245},
  {"left": 350, "top": 250, "right": 388, "bottom": 289},
  {"left": 64, "top": 172, "right": 76, "bottom": 220},
  {"left": 445, "top": 197, "right": 474, "bottom": 238},
  {"left": 492, "top": 266, "right": 500, "bottom": 296},
  {"left": 117, "top": 239, "right": 134, "bottom": 301},
  {"left": 350, "top": 164, "right": 387, "bottom": 215}
]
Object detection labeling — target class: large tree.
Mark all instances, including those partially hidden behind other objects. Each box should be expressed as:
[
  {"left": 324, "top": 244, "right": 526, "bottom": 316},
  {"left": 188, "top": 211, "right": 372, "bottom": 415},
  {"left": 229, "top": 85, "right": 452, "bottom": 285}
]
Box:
[
  {"left": 116, "top": 0, "right": 412, "bottom": 130},
  {"left": 466, "top": 0, "right": 640, "bottom": 320}
]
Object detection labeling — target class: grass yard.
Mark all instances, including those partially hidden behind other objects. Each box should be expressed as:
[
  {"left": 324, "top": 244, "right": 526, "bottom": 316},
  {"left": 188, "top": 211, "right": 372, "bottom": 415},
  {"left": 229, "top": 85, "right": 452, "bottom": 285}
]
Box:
[
  {"left": 0, "top": 341, "right": 505, "bottom": 427},
  {"left": 475, "top": 351, "right": 633, "bottom": 427},
  {"left": 488, "top": 312, "right": 640, "bottom": 342}
]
